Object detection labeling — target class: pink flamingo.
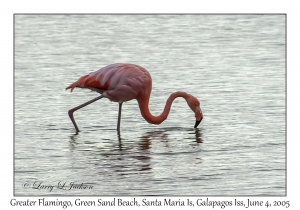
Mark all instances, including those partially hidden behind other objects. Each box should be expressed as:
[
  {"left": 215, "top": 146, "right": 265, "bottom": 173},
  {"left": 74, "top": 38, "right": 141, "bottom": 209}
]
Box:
[{"left": 66, "top": 63, "right": 203, "bottom": 132}]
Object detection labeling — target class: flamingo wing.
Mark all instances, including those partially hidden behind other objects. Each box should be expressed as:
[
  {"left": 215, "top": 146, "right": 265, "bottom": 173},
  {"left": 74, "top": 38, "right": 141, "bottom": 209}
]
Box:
[{"left": 66, "top": 63, "right": 152, "bottom": 103}]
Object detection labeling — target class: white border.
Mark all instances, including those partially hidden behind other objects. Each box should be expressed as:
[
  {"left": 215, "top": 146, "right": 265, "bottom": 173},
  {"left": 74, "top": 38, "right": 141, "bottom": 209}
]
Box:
[{"left": 2, "top": 0, "right": 298, "bottom": 209}]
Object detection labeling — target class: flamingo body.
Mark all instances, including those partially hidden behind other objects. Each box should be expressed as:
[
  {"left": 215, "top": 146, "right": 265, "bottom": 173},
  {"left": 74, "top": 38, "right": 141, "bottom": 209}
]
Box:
[
  {"left": 67, "top": 63, "right": 151, "bottom": 103},
  {"left": 66, "top": 63, "right": 203, "bottom": 132}
]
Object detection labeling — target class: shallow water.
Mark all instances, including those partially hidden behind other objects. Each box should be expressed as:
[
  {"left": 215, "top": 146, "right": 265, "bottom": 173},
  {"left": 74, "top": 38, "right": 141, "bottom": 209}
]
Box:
[{"left": 14, "top": 14, "right": 285, "bottom": 196}]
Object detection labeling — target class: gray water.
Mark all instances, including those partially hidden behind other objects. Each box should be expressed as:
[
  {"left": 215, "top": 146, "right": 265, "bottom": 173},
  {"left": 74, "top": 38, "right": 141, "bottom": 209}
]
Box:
[{"left": 14, "top": 15, "right": 285, "bottom": 196}]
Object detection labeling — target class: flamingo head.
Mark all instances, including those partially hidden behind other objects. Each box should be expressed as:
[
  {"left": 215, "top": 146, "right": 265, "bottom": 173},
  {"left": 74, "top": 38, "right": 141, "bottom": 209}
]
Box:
[{"left": 187, "top": 95, "right": 203, "bottom": 128}]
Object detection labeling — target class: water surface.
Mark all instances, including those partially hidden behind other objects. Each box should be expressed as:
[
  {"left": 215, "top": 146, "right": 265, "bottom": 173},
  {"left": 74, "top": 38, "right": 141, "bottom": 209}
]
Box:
[{"left": 15, "top": 15, "right": 285, "bottom": 196}]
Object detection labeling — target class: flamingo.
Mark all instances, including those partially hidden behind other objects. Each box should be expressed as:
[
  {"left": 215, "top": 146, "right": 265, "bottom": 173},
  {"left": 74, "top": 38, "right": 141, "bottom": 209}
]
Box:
[{"left": 66, "top": 63, "right": 203, "bottom": 132}]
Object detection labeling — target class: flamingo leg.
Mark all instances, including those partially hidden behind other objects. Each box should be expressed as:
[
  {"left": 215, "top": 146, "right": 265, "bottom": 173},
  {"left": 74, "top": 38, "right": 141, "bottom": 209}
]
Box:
[
  {"left": 68, "top": 95, "right": 104, "bottom": 133},
  {"left": 117, "top": 102, "right": 123, "bottom": 132}
]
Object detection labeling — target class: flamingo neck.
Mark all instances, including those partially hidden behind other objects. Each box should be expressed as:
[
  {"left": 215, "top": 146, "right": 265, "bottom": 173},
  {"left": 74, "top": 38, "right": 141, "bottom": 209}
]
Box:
[{"left": 137, "top": 91, "right": 191, "bottom": 125}]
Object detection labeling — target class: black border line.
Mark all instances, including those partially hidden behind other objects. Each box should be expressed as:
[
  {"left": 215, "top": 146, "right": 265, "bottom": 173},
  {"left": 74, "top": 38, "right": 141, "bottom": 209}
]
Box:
[{"left": 13, "top": 13, "right": 287, "bottom": 197}]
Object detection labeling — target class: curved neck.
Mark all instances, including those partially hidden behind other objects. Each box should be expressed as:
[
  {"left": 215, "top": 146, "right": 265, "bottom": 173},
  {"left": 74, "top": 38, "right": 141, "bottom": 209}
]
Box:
[{"left": 137, "top": 91, "right": 191, "bottom": 125}]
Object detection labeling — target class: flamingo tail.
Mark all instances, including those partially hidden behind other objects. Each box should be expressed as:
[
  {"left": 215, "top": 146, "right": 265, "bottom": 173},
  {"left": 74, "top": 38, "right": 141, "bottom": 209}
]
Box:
[{"left": 66, "top": 74, "right": 103, "bottom": 92}]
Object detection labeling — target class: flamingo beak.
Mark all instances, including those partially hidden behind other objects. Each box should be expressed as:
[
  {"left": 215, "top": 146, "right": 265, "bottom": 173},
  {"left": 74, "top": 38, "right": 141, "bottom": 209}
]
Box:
[
  {"left": 194, "top": 106, "right": 203, "bottom": 128},
  {"left": 194, "top": 118, "right": 202, "bottom": 128}
]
